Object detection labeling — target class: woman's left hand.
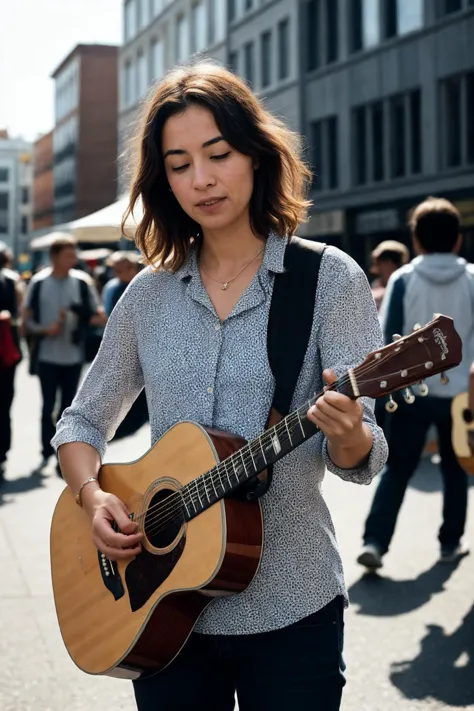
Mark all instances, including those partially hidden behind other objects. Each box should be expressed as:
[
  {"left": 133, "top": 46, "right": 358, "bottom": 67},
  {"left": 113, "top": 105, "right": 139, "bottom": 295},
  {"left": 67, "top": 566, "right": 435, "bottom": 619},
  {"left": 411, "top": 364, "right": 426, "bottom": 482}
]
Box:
[{"left": 307, "top": 369, "right": 365, "bottom": 448}]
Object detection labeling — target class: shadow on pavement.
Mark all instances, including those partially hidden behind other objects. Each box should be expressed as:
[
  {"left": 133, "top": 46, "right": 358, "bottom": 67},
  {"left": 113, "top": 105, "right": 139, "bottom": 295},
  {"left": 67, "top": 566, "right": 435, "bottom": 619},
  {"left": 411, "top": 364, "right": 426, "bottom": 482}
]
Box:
[
  {"left": 407, "top": 457, "right": 474, "bottom": 494},
  {"left": 390, "top": 603, "right": 474, "bottom": 706},
  {"left": 348, "top": 559, "right": 464, "bottom": 617},
  {"left": 0, "top": 470, "right": 49, "bottom": 506}
]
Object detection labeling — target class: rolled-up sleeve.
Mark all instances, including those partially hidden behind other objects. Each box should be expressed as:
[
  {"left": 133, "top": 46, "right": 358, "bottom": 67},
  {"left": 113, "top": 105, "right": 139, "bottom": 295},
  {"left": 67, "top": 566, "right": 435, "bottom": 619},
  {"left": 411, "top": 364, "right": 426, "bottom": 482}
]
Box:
[
  {"left": 317, "top": 249, "right": 389, "bottom": 484},
  {"left": 52, "top": 290, "right": 144, "bottom": 460}
]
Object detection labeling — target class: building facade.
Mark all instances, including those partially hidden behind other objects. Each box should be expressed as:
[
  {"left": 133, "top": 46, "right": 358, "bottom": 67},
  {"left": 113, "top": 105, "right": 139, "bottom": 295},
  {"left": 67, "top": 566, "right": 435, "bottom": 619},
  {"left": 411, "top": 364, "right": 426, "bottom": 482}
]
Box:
[
  {"left": 0, "top": 131, "right": 33, "bottom": 260},
  {"left": 118, "top": 0, "right": 474, "bottom": 267},
  {"left": 32, "top": 131, "right": 54, "bottom": 231},
  {"left": 51, "top": 44, "right": 119, "bottom": 225}
]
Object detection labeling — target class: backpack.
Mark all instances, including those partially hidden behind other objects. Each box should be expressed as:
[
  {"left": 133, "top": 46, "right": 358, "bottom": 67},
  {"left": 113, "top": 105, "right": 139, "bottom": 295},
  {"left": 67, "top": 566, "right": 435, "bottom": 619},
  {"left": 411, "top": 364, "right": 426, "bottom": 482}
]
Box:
[{"left": 241, "top": 236, "right": 326, "bottom": 500}]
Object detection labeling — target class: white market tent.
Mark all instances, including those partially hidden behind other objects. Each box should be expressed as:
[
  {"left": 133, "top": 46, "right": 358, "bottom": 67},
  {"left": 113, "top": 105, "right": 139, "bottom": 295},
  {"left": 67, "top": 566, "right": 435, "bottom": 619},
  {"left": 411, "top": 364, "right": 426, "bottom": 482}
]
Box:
[{"left": 29, "top": 196, "right": 142, "bottom": 251}]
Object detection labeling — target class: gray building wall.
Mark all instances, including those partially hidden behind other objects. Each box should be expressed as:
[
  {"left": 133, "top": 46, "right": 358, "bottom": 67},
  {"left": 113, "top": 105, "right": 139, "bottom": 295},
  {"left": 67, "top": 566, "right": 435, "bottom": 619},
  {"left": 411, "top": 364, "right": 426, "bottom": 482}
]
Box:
[{"left": 0, "top": 137, "right": 33, "bottom": 260}]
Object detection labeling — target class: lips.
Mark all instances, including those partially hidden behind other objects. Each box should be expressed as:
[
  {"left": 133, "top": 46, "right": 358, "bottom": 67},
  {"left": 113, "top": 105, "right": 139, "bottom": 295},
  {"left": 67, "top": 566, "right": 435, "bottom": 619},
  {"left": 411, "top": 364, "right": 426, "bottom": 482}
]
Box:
[{"left": 197, "top": 197, "right": 225, "bottom": 207}]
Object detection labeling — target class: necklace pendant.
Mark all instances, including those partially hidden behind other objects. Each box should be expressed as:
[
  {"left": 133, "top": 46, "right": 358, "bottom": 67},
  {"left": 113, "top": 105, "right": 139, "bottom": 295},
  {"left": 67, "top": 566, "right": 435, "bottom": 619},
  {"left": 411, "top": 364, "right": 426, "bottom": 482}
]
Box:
[{"left": 221, "top": 283, "right": 229, "bottom": 290}]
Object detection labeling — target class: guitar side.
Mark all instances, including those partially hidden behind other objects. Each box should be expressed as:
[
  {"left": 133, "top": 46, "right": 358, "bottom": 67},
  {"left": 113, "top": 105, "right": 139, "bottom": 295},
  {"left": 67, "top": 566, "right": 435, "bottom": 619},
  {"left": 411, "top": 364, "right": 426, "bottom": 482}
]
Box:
[
  {"left": 451, "top": 392, "right": 474, "bottom": 474},
  {"left": 50, "top": 421, "right": 263, "bottom": 678}
]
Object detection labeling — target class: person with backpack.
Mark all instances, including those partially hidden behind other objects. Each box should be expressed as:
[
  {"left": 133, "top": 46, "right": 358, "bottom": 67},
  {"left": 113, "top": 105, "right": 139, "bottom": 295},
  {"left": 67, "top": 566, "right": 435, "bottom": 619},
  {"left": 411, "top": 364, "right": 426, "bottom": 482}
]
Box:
[
  {"left": 23, "top": 234, "right": 104, "bottom": 474},
  {"left": 0, "top": 242, "right": 23, "bottom": 483},
  {"left": 358, "top": 197, "right": 472, "bottom": 572},
  {"left": 51, "top": 63, "right": 388, "bottom": 710}
]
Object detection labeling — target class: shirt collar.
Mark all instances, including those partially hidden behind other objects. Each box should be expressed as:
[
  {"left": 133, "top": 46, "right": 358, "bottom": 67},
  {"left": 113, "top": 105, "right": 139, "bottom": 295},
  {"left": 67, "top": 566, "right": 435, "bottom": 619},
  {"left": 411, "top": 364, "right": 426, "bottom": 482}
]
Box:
[{"left": 174, "top": 231, "right": 287, "bottom": 282}]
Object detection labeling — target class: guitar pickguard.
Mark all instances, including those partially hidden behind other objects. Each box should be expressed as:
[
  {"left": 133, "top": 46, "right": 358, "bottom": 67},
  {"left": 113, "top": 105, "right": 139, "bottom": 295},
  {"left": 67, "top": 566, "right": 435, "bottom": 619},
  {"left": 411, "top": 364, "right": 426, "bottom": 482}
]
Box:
[{"left": 125, "top": 534, "right": 186, "bottom": 612}]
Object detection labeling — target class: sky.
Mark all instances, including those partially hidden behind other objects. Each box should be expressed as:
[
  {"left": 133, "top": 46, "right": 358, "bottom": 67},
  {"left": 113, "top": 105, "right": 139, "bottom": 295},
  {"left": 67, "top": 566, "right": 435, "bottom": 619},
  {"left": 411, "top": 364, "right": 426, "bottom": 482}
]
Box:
[{"left": 0, "top": 0, "right": 122, "bottom": 142}]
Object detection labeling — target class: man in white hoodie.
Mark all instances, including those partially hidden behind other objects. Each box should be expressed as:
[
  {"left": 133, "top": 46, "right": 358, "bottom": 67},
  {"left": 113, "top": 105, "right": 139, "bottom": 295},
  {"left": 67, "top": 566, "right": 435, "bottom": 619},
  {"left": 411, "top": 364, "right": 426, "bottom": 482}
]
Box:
[{"left": 358, "top": 196, "right": 472, "bottom": 569}]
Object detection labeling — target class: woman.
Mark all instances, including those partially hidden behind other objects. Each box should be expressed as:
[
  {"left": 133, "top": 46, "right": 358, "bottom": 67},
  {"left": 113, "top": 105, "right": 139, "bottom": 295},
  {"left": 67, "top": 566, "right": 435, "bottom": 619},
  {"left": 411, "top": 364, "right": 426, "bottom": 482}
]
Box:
[{"left": 53, "top": 62, "right": 388, "bottom": 710}]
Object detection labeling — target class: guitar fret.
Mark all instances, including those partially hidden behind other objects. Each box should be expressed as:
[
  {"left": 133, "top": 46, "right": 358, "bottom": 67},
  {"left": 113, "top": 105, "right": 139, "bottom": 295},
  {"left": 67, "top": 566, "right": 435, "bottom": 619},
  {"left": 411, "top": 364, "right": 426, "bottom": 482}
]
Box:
[
  {"left": 222, "top": 460, "right": 232, "bottom": 488},
  {"left": 215, "top": 463, "right": 225, "bottom": 493},
  {"left": 209, "top": 471, "right": 219, "bottom": 499},
  {"left": 285, "top": 418, "right": 293, "bottom": 447},
  {"left": 240, "top": 449, "right": 249, "bottom": 477},
  {"left": 259, "top": 435, "right": 267, "bottom": 465},
  {"left": 194, "top": 479, "right": 203, "bottom": 509},
  {"left": 202, "top": 475, "right": 211, "bottom": 503},
  {"left": 181, "top": 493, "right": 191, "bottom": 519},
  {"left": 296, "top": 410, "right": 305, "bottom": 438},
  {"left": 248, "top": 443, "right": 256, "bottom": 470},
  {"left": 232, "top": 457, "right": 240, "bottom": 483}
]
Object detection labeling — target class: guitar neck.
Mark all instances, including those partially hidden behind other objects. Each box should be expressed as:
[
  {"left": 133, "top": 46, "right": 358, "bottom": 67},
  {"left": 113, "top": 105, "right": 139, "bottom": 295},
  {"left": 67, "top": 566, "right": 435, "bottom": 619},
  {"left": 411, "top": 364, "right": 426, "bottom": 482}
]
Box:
[{"left": 181, "top": 399, "right": 320, "bottom": 521}]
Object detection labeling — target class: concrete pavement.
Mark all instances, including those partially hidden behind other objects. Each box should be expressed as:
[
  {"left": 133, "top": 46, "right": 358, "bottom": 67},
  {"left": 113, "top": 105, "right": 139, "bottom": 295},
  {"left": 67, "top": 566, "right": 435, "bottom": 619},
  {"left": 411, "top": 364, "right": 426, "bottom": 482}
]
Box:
[{"left": 1, "top": 361, "right": 474, "bottom": 710}]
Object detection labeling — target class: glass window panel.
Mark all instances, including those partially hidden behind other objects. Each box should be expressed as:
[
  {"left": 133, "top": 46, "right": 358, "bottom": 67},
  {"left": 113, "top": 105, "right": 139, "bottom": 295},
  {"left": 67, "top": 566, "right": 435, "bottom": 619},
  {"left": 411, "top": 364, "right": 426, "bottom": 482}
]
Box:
[
  {"left": 362, "top": 0, "right": 380, "bottom": 49},
  {"left": 397, "top": 0, "right": 423, "bottom": 35}
]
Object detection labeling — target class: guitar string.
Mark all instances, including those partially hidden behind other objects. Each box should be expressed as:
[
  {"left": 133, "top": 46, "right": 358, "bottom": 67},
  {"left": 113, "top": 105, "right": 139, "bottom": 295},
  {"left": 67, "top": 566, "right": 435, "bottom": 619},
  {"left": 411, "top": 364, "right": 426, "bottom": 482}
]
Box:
[
  {"left": 136, "top": 347, "right": 432, "bottom": 537},
  {"left": 136, "top": 349, "right": 411, "bottom": 537}
]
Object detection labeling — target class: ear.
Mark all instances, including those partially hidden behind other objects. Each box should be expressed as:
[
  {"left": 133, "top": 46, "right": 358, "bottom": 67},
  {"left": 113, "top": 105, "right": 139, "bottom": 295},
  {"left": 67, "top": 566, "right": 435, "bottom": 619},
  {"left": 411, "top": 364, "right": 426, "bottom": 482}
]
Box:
[{"left": 453, "top": 234, "right": 462, "bottom": 254}]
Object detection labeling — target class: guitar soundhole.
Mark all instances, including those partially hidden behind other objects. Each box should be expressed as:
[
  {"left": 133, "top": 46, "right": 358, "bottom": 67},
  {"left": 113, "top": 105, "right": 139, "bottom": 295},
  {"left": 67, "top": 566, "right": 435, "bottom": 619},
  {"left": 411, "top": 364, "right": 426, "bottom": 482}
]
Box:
[{"left": 144, "top": 488, "right": 184, "bottom": 550}]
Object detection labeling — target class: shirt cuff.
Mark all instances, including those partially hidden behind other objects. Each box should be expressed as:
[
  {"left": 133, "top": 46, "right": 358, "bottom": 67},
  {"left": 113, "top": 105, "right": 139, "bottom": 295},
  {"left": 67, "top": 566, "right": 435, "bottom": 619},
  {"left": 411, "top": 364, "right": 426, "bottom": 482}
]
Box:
[
  {"left": 52, "top": 413, "right": 106, "bottom": 461},
  {"left": 322, "top": 421, "right": 388, "bottom": 485}
]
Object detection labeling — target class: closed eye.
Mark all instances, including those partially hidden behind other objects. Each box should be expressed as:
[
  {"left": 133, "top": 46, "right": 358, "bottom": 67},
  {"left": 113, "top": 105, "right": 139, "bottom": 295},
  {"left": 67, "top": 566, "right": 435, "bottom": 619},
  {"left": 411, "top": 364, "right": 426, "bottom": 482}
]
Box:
[
  {"left": 211, "top": 152, "right": 231, "bottom": 161},
  {"left": 171, "top": 163, "right": 189, "bottom": 173}
]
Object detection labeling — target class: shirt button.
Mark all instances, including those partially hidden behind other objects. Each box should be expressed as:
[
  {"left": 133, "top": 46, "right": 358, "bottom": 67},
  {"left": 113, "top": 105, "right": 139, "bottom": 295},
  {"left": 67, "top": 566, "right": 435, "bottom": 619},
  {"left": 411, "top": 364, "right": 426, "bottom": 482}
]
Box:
[
  {"left": 215, "top": 323, "right": 221, "bottom": 331},
  {"left": 207, "top": 386, "right": 214, "bottom": 394}
]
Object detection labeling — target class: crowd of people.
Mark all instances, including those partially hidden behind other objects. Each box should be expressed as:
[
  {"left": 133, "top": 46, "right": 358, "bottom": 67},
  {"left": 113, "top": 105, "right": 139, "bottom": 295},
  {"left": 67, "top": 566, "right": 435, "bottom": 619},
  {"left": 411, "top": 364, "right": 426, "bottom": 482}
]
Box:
[{"left": 0, "top": 60, "right": 472, "bottom": 711}]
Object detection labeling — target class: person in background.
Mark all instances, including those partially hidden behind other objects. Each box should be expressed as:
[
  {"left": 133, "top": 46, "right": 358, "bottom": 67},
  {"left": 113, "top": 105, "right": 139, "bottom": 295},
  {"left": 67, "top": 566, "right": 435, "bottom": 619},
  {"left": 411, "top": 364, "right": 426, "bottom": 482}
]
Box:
[
  {"left": 0, "top": 242, "right": 23, "bottom": 483},
  {"left": 370, "top": 240, "right": 409, "bottom": 311},
  {"left": 102, "top": 251, "right": 142, "bottom": 316},
  {"left": 23, "top": 235, "right": 106, "bottom": 475},
  {"left": 358, "top": 197, "right": 473, "bottom": 571}
]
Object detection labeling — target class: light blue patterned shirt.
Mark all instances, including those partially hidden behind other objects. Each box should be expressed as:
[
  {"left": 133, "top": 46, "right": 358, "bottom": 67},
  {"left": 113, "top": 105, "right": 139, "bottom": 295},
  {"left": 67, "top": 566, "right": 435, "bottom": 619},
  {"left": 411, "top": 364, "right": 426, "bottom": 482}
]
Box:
[{"left": 53, "top": 232, "right": 388, "bottom": 634}]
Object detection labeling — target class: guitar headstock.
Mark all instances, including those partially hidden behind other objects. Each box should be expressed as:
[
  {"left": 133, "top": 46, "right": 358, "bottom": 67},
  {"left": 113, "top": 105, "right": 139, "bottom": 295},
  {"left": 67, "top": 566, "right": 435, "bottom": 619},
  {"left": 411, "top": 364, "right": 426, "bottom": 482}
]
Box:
[{"left": 342, "top": 315, "right": 462, "bottom": 401}]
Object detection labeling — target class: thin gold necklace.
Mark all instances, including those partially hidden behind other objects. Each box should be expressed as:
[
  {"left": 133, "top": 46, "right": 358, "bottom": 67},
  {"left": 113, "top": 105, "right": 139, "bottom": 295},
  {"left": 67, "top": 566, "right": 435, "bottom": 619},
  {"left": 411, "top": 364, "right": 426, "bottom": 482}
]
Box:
[{"left": 200, "top": 245, "right": 265, "bottom": 290}]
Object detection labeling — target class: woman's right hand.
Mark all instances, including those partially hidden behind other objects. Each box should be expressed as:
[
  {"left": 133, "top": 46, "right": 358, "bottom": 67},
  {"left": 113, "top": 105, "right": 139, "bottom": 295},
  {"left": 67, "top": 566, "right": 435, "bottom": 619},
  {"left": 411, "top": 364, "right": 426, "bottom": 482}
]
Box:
[{"left": 82, "top": 488, "right": 143, "bottom": 561}]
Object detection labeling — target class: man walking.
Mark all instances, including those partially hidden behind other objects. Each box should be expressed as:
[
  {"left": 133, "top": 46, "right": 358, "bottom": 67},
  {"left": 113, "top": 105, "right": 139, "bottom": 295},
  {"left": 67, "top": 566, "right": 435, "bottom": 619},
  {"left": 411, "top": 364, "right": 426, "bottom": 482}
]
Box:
[
  {"left": 0, "top": 242, "right": 23, "bottom": 483},
  {"left": 358, "top": 197, "right": 472, "bottom": 569},
  {"left": 24, "top": 235, "right": 103, "bottom": 473}
]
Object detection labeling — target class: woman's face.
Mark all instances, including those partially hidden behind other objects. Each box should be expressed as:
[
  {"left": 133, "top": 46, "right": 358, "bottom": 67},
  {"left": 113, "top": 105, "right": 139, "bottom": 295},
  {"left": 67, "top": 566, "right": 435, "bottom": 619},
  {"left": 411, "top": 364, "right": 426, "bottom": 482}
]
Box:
[{"left": 162, "top": 104, "right": 256, "bottom": 234}]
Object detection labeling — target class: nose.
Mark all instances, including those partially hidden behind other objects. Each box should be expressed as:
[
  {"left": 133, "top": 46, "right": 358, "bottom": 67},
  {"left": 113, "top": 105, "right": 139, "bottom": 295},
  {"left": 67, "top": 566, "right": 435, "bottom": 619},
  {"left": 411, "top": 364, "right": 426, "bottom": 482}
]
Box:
[{"left": 192, "top": 160, "right": 216, "bottom": 191}]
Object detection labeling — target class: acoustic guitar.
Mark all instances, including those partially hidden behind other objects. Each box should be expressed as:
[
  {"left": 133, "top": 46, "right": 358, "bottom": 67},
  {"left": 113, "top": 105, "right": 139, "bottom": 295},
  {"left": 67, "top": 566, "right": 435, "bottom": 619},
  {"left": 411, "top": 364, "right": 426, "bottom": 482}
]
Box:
[
  {"left": 50, "top": 314, "right": 462, "bottom": 679},
  {"left": 451, "top": 392, "right": 474, "bottom": 474}
]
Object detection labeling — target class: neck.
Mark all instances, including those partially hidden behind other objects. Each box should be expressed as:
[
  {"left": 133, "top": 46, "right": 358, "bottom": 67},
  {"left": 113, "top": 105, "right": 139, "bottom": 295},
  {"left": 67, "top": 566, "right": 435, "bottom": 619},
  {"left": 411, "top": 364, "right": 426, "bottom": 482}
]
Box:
[
  {"left": 51, "top": 267, "right": 69, "bottom": 279},
  {"left": 200, "top": 217, "right": 264, "bottom": 270}
]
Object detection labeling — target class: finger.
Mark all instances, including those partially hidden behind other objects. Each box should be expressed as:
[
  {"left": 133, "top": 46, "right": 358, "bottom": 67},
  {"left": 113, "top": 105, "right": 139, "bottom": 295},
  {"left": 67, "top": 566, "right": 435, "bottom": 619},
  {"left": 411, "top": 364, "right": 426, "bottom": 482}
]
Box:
[
  {"left": 106, "top": 501, "right": 140, "bottom": 535},
  {"left": 322, "top": 369, "right": 338, "bottom": 387},
  {"left": 320, "top": 390, "right": 362, "bottom": 413},
  {"left": 95, "top": 518, "right": 142, "bottom": 548},
  {"left": 94, "top": 540, "right": 142, "bottom": 562}
]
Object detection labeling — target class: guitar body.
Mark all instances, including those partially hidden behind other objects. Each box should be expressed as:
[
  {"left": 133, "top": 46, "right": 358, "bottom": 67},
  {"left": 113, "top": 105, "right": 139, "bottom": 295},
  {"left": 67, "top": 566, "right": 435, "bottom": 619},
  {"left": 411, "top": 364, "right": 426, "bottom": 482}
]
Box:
[
  {"left": 451, "top": 392, "right": 474, "bottom": 474},
  {"left": 50, "top": 422, "right": 263, "bottom": 679}
]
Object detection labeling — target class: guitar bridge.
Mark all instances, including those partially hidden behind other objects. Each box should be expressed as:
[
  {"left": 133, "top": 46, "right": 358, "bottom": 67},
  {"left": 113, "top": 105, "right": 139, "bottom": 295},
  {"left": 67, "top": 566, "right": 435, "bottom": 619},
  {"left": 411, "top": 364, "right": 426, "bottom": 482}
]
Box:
[{"left": 97, "top": 518, "right": 130, "bottom": 601}]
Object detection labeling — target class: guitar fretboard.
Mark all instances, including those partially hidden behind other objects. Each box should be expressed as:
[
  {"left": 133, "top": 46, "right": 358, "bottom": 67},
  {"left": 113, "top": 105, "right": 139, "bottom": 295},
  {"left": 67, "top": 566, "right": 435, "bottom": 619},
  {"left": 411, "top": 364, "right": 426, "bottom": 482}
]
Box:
[{"left": 180, "top": 401, "right": 319, "bottom": 521}]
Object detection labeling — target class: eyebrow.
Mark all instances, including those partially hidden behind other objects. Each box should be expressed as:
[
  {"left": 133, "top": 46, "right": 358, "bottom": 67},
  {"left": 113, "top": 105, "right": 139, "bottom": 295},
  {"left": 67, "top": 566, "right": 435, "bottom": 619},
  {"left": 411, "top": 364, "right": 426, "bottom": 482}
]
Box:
[{"left": 163, "top": 135, "right": 225, "bottom": 159}]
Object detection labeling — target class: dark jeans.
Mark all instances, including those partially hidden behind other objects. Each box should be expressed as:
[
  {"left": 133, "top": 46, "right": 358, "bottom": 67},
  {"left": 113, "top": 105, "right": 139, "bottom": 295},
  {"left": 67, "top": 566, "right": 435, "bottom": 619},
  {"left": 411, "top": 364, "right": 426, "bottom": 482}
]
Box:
[
  {"left": 0, "top": 364, "right": 17, "bottom": 464},
  {"left": 364, "top": 395, "right": 468, "bottom": 555},
  {"left": 38, "top": 362, "right": 82, "bottom": 459},
  {"left": 133, "top": 597, "right": 345, "bottom": 711}
]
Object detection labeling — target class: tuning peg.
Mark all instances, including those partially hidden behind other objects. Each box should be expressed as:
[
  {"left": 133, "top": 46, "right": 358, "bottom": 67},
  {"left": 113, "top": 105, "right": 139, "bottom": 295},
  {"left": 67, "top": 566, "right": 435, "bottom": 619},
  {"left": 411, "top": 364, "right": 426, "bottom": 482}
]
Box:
[
  {"left": 385, "top": 395, "right": 398, "bottom": 413},
  {"left": 440, "top": 373, "right": 449, "bottom": 385},
  {"left": 403, "top": 388, "right": 415, "bottom": 404},
  {"left": 418, "top": 382, "right": 429, "bottom": 397},
  {"left": 413, "top": 323, "right": 422, "bottom": 330},
  {"left": 392, "top": 333, "right": 402, "bottom": 341}
]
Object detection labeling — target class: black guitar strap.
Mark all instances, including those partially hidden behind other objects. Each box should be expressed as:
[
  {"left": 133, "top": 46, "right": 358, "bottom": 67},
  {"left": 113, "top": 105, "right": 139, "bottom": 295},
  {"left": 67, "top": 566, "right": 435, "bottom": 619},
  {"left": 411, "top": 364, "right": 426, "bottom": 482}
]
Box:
[{"left": 243, "top": 236, "right": 326, "bottom": 500}]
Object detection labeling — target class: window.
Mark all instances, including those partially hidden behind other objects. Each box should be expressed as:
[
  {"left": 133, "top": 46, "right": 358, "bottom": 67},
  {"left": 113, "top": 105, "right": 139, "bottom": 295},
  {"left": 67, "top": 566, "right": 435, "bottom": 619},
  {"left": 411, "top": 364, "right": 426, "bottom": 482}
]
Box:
[
  {"left": 467, "top": 73, "right": 474, "bottom": 164},
  {"left": 326, "top": 0, "right": 338, "bottom": 63},
  {"left": 397, "top": 0, "right": 423, "bottom": 35},
  {"left": 137, "top": 51, "right": 148, "bottom": 98},
  {"left": 245, "top": 0, "right": 253, "bottom": 9},
  {"left": 353, "top": 106, "right": 367, "bottom": 184},
  {"left": 261, "top": 30, "right": 272, "bottom": 88},
  {"left": 385, "top": 0, "right": 397, "bottom": 38},
  {"left": 0, "top": 168, "right": 8, "bottom": 182},
  {"left": 327, "top": 117, "right": 338, "bottom": 189},
  {"left": 278, "top": 19, "right": 290, "bottom": 80},
  {"left": 351, "top": 0, "right": 363, "bottom": 52},
  {"left": 151, "top": 38, "right": 165, "bottom": 80},
  {"left": 310, "top": 121, "right": 323, "bottom": 190},
  {"left": 229, "top": 51, "right": 239, "bottom": 74},
  {"left": 390, "top": 95, "right": 406, "bottom": 177},
  {"left": 22, "top": 187, "right": 29, "bottom": 204},
  {"left": 228, "top": 0, "right": 236, "bottom": 23},
  {"left": 124, "top": 0, "right": 137, "bottom": 42},
  {"left": 137, "top": 0, "right": 149, "bottom": 31},
  {"left": 307, "top": 0, "right": 320, "bottom": 70},
  {"left": 0, "top": 193, "right": 9, "bottom": 210},
  {"left": 443, "top": 0, "right": 462, "bottom": 13},
  {"left": 21, "top": 216, "right": 28, "bottom": 234},
  {"left": 371, "top": 102, "right": 384, "bottom": 181},
  {"left": 244, "top": 42, "right": 254, "bottom": 88},
  {"left": 409, "top": 89, "right": 422, "bottom": 173},
  {"left": 445, "top": 77, "right": 462, "bottom": 167},
  {"left": 363, "top": 0, "right": 380, "bottom": 48},
  {"left": 208, "top": 0, "right": 216, "bottom": 44},
  {"left": 153, "top": 0, "right": 163, "bottom": 16},
  {"left": 176, "top": 14, "right": 189, "bottom": 62},
  {"left": 124, "top": 59, "right": 135, "bottom": 107},
  {"left": 192, "top": 2, "right": 207, "bottom": 53}
]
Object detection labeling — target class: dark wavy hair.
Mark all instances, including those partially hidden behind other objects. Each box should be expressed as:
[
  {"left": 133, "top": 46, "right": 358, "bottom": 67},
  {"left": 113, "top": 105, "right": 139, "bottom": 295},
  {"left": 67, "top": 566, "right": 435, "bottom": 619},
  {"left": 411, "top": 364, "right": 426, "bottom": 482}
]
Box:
[{"left": 122, "top": 61, "right": 312, "bottom": 271}]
